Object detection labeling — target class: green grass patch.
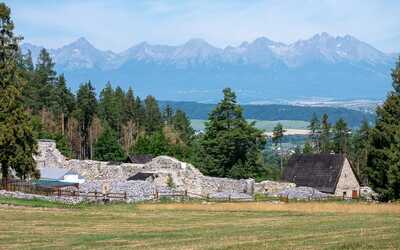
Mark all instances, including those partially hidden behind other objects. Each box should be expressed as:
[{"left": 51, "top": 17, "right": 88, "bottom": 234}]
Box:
[
  {"left": 0, "top": 201, "right": 399, "bottom": 249},
  {"left": 0, "top": 197, "right": 69, "bottom": 208},
  {"left": 191, "top": 119, "right": 309, "bottom": 132}
]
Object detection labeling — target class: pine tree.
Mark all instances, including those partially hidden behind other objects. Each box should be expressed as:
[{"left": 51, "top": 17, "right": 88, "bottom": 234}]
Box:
[
  {"left": 320, "top": 113, "right": 331, "bottom": 153},
  {"left": 122, "top": 87, "right": 141, "bottom": 151},
  {"left": 54, "top": 74, "right": 75, "bottom": 135},
  {"left": 94, "top": 124, "right": 125, "bottom": 162},
  {"left": 272, "top": 123, "right": 285, "bottom": 171},
  {"left": 349, "top": 119, "right": 370, "bottom": 183},
  {"left": 75, "top": 81, "right": 97, "bottom": 159},
  {"left": 332, "top": 118, "right": 351, "bottom": 153},
  {"left": 0, "top": 3, "right": 38, "bottom": 180},
  {"left": 124, "top": 87, "right": 140, "bottom": 124},
  {"left": 163, "top": 105, "right": 174, "bottom": 125},
  {"left": 172, "top": 109, "right": 194, "bottom": 144},
  {"left": 33, "top": 48, "right": 57, "bottom": 114},
  {"left": 199, "top": 88, "right": 266, "bottom": 178},
  {"left": 308, "top": 113, "right": 321, "bottom": 152},
  {"left": 98, "top": 82, "right": 118, "bottom": 131},
  {"left": 114, "top": 86, "right": 125, "bottom": 135},
  {"left": 144, "top": 95, "right": 162, "bottom": 134},
  {"left": 367, "top": 57, "right": 400, "bottom": 201}
]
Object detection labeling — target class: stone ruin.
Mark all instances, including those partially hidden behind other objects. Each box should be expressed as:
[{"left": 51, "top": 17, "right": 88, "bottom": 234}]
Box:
[
  {"left": 33, "top": 140, "right": 318, "bottom": 202},
  {"left": 33, "top": 140, "right": 265, "bottom": 200}
]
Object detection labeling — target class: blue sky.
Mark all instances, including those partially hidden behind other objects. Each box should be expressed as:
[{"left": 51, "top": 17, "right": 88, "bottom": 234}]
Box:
[{"left": 5, "top": 0, "right": 400, "bottom": 53}]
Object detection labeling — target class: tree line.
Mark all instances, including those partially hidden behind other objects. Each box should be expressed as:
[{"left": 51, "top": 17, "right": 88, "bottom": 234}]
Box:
[{"left": 19, "top": 48, "right": 196, "bottom": 162}]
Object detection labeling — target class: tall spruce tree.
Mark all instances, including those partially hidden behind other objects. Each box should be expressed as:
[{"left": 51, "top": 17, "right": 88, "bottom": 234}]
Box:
[
  {"left": 144, "top": 95, "right": 162, "bottom": 134},
  {"left": 172, "top": 109, "right": 194, "bottom": 144},
  {"left": 320, "top": 113, "right": 331, "bottom": 153},
  {"left": 367, "top": 57, "right": 400, "bottom": 201},
  {"left": 114, "top": 86, "right": 125, "bottom": 135},
  {"left": 33, "top": 48, "right": 57, "bottom": 113},
  {"left": 199, "top": 88, "right": 266, "bottom": 178},
  {"left": 163, "top": 105, "right": 174, "bottom": 125},
  {"left": 332, "top": 118, "right": 351, "bottom": 153},
  {"left": 124, "top": 87, "right": 139, "bottom": 123},
  {"left": 349, "top": 119, "right": 370, "bottom": 183},
  {"left": 54, "top": 74, "right": 75, "bottom": 135},
  {"left": 272, "top": 123, "right": 285, "bottom": 172},
  {"left": 308, "top": 113, "right": 321, "bottom": 152},
  {"left": 75, "top": 81, "right": 97, "bottom": 159},
  {"left": 98, "top": 82, "right": 118, "bottom": 131},
  {"left": 0, "top": 3, "right": 38, "bottom": 180}
]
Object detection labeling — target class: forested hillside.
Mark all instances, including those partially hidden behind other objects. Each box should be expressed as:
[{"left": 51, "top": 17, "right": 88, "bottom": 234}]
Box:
[{"left": 159, "top": 101, "right": 375, "bottom": 128}]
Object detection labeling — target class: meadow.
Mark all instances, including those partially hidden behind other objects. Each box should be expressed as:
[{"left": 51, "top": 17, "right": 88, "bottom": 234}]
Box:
[
  {"left": 191, "top": 119, "right": 309, "bottom": 132},
  {"left": 1, "top": 198, "right": 400, "bottom": 249}
]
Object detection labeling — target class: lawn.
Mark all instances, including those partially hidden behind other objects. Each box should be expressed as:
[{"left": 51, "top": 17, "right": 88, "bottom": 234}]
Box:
[{"left": 1, "top": 199, "right": 400, "bottom": 249}]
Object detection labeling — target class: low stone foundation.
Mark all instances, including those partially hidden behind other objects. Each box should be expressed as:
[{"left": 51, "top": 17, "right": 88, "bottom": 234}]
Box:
[
  {"left": 254, "top": 180, "right": 296, "bottom": 196},
  {"left": 0, "top": 190, "right": 83, "bottom": 204}
]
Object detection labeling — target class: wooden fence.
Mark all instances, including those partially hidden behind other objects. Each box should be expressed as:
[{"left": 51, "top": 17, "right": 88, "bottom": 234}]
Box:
[{"left": 0, "top": 179, "right": 129, "bottom": 202}]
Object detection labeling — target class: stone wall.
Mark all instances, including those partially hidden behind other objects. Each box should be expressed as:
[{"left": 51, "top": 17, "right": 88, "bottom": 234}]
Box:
[
  {"left": 334, "top": 158, "right": 360, "bottom": 198},
  {"left": 254, "top": 180, "right": 296, "bottom": 196},
  {"left": 79, "top": 180, "right": 155, "bottom": 202},
  {"left": 129, "top": 156, "right": 254, "bottom": 196},
  {"left": 34, "top": 139, "right": 66, "bottom": 168},
  {"left": 0, "top": 190, "right": 83, "bottom": 204},
  {"left": 65, "top": 160, "right": 143, "bottom": 181},
  {"left": 34, "top": 140, "right": 257, "bottom": 197}
]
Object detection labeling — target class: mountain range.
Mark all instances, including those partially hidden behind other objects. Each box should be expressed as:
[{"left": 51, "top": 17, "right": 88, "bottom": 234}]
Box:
[{"left": 21, "top": 33, "right": 398, "bottom": 103}]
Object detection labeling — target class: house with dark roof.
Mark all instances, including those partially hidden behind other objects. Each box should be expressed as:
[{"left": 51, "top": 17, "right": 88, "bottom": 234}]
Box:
[{"left": 282, "top": 154, "right": 360, "bottom": 198}]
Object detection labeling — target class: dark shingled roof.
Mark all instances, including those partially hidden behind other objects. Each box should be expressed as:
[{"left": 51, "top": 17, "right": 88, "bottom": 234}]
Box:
[
  {"left": 127, "top": 172, "right": 156, "bottom": 181},
  {"left": 282, "top": 153, "right": 347, "bottom": 194},
  {"left": 126, "top": 155, "right": 153, "bottom": 164}
]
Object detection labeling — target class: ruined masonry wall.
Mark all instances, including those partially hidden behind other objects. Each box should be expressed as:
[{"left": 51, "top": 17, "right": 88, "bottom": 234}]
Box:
[{"left": 35, "top": 140, "right": 255, "bottom": 196}]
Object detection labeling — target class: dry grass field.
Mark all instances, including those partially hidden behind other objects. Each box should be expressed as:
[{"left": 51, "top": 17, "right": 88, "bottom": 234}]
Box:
[{"left": 1, "top": 198, "right": 400, "bottom": 249}]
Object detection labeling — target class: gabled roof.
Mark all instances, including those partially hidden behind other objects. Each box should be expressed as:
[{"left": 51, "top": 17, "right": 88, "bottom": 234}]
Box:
[
  {"left": 39, "top": 167, "right": 77, "bottom": 180},
  {"left": 282, "top": 154, "right": 347, "bottom": 194}
]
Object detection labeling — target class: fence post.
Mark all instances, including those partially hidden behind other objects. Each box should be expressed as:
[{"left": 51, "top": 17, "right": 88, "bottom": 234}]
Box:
[
  {"left": 124, "top": 192, "right": 127, "bottom": 200},
  {"left": 94, "top": 190, "right": 97, "bottom": 200},
  {"left": 229, "top": 194, "right": 231, "bottom": 202}
]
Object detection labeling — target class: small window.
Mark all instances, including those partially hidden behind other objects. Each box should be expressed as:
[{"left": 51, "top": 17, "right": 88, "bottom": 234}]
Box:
[{"left": 343, "top": 191, "right": 347, "bottom": 197}]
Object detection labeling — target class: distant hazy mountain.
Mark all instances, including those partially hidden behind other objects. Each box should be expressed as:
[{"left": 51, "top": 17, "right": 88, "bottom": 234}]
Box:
[{"left": 21, "top": 33, "right": 397, "bottom": 102}]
